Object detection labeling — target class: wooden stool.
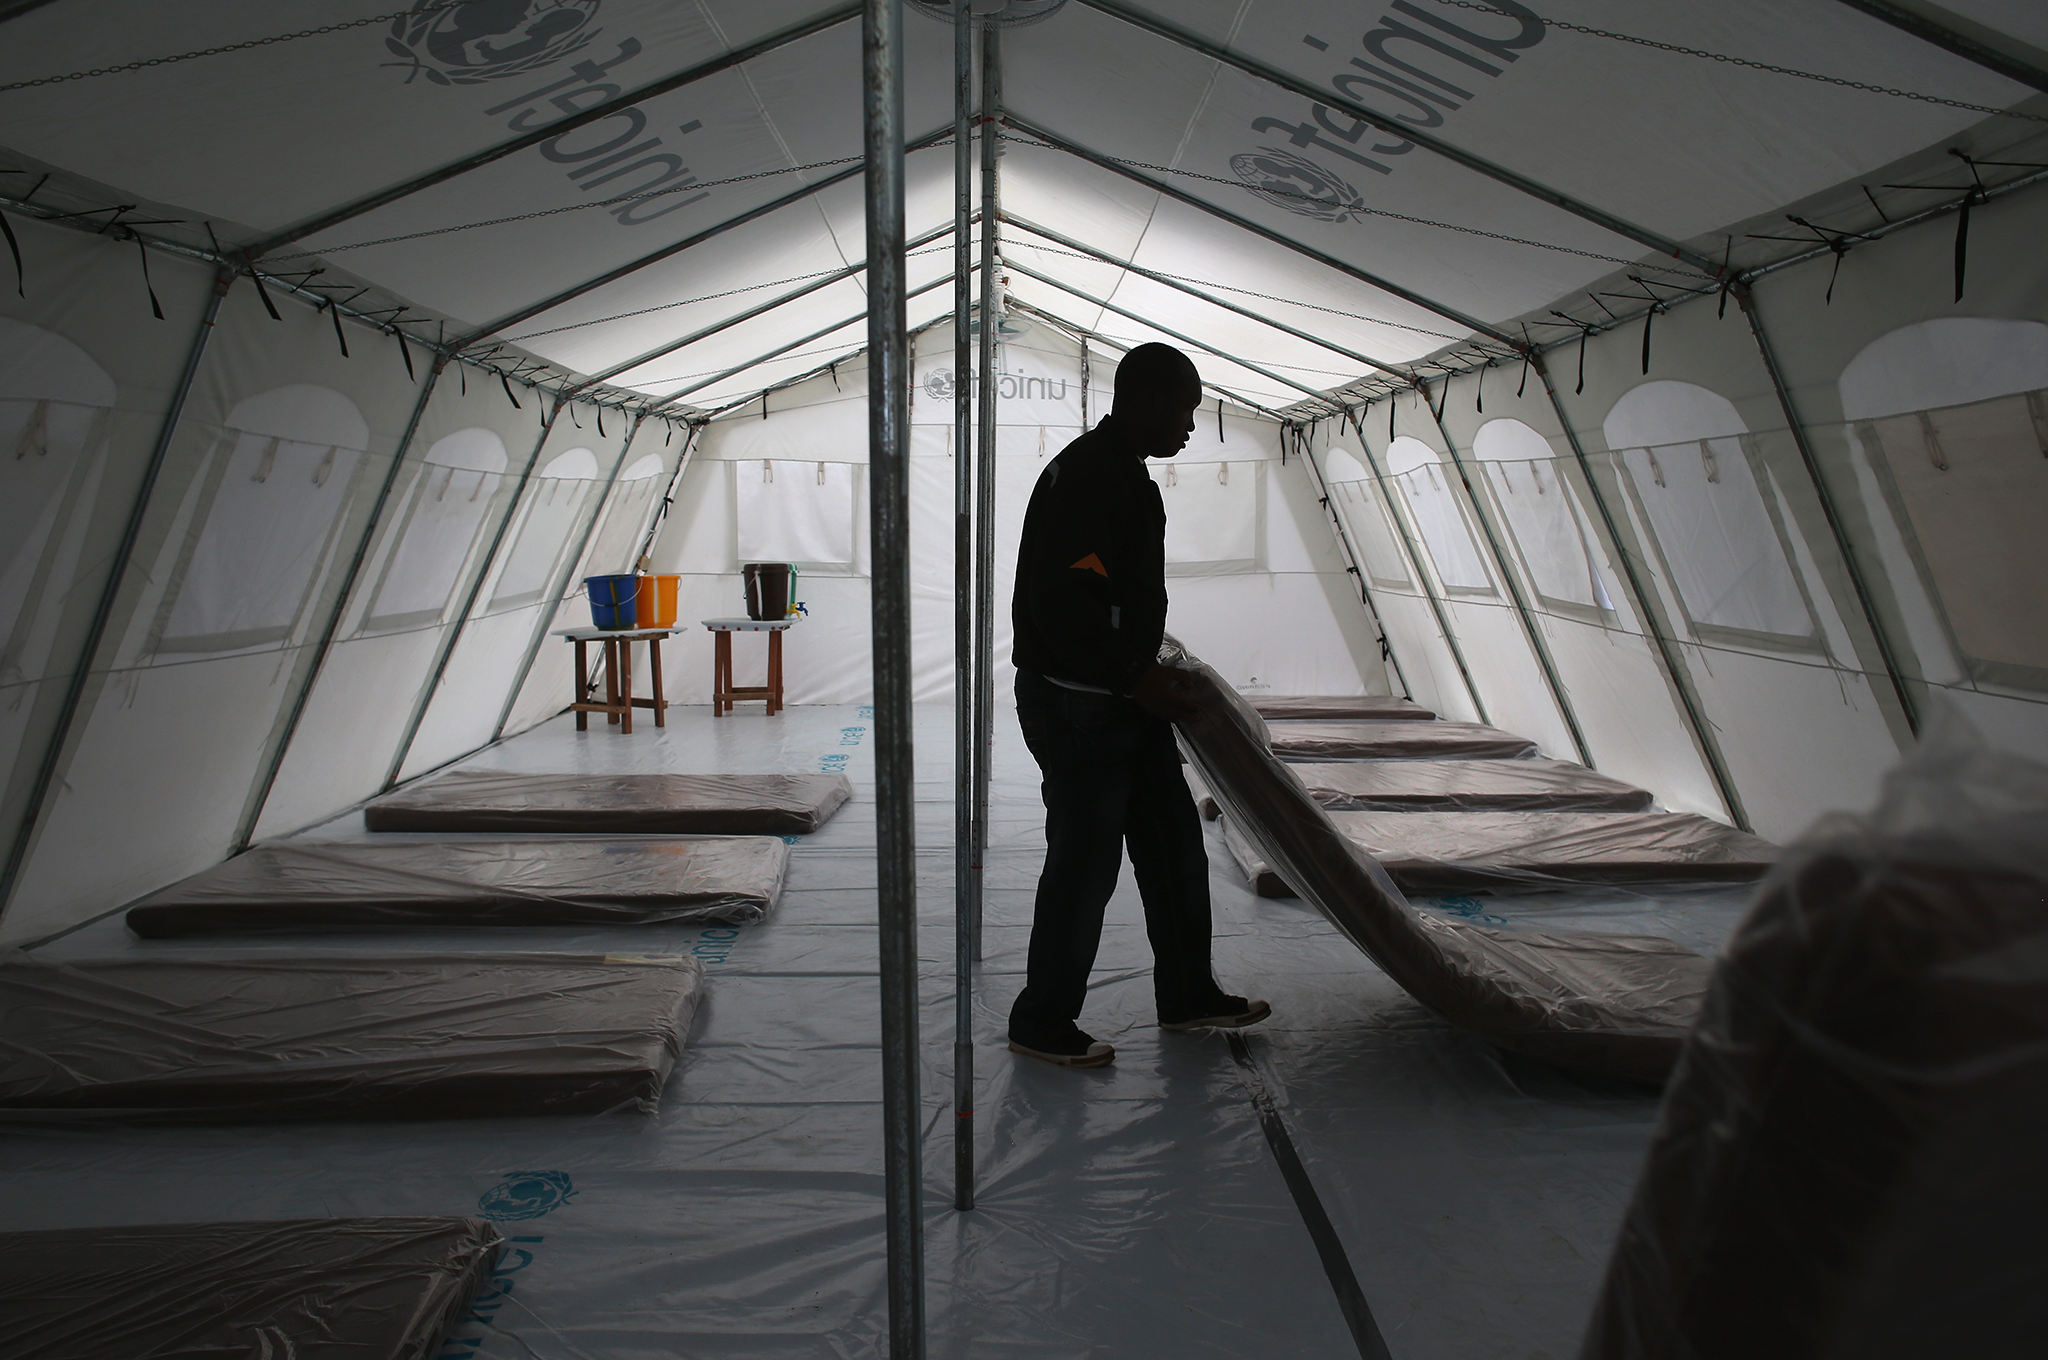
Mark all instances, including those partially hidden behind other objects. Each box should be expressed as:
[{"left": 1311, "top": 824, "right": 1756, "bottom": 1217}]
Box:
[
  {"left": 556, "top": 627, "right": 674, "bottom": 734},
  {"left": 704, "top": 618, "right": 796, "bottom": 715}
]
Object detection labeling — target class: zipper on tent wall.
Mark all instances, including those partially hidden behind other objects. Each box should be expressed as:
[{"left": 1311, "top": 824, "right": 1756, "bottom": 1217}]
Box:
[
  {"left": 1425, "top": 390, "right": 1595, "bottom": 767},
  {"left": 1734, "top": 284, "right": 1920, "bottom": 743},
  {"left": 1290, "top": 421, "right": 1412, "bottom": 702},
  {"left": 1531, "top": 354, "right": 1751, "bottom": 830},
  {"left": 381, "top": 396, "right": 562, "bottom": 792},
  {"left": 233, "top": 354, "right": 448, "bottom": 852},
  {"left": 1355, "top": 401, "right": 1491, "bottom": 726},
  {"left": 0, "top": 265, "right": 233, "bottom": 920},
  {"left": 492, "top": 412, "right": 652, "bottom": 744}
]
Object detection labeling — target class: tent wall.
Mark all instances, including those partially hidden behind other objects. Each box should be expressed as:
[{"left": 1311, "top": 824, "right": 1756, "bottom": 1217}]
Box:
[
  {"left": 2, "top": 231, "right": 433, "bottom": 943},
  {"left": 655, "top": 321, "right": 1390, "bottom": 706},
  {"left": 1347, "top": 179, "right": 2048, "bottom": 843}
]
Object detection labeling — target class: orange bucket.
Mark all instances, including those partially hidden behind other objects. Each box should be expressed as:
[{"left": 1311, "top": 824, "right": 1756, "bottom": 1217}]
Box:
[{"left": 635, "top": 573, "right": 680, "bottom": 628}]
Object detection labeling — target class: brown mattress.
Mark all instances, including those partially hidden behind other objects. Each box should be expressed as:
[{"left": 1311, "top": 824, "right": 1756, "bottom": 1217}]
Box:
[
  {"left": 1192, "top": 758, "right": 1652, "bottom": 818},
  {"left": 1166, "top": 636, "right": 1711, "bottom": 1083},
  {"left": 1583, "top": 759, "right": 2048, "bottom": 1358},
  {"left": 0, "top": 952, "right": 704, "bottom": 1119},
  {"left": 364, "top": 770, "right": 852, "bottom": 835},
  {"left": 1250, "top": 694, "right": 1436, "bottom": 721},
  {"left": 1267, "top": 719, "right": 1538, "bottom": 761},
  {"left": 126, "top": 837, "right": 789, "bottom": 936},
  {"left": 1221, "top": 809, "right": 1777, "bottom": 895},
  {"left": 0, "top": 1217, "right": 502, "bottom": 1360}
]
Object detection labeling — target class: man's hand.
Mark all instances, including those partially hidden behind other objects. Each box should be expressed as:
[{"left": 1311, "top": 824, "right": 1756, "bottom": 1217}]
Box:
[{"left": 1131, "top": 663, "right": 1200, "bottom": 722}]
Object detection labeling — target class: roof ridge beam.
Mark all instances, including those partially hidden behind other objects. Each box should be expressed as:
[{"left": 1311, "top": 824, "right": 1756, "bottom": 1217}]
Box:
[
  {"left": 569, "top": 218, "right": 962, "bottom": 393},
  {"left": 456, "top": 124, "right": 952, "bottom": 350},
  {"left": 1000, "top": 210, "right": 1420, "bottom": 384},
  {"left": 652, "top": 270, "right": 958, "bottom": 411},
  {"left": 1070, "top": 0, "right": 1723, "bottom": 277},
  {"left": 1014, "top": 298, "right": 1289, "bottom": 418},
  {"left": 243, "top": 2, "right": 862, "bottom": 258},
  {"left": 1830, "top": 0, "right": 2048, "bottom": 93},
  {"left": 1002, "top": 256, "right": 1341, "bottom": 409},
  {"left": 1005, "top": 115, "right": 1515, "bottom": 347}
]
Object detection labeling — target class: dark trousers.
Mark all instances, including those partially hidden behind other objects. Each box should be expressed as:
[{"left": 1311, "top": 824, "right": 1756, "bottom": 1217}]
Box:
[{"left": 1008, "top": 669, "right": 1221, "bottom": 1041}]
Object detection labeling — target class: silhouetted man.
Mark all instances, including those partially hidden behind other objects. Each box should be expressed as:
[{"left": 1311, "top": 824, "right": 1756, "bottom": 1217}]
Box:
[{"left": 1007, "top": 342, "right": 1271, "bottom": 1068}]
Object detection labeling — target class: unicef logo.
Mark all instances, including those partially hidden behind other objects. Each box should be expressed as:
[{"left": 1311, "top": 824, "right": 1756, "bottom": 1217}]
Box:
[
  {"left": 923, "top": 369, "right": 958, "bottom": 401},
  {"left": 1229, "top": 148, "right": 1366, "bottom": 223},
  {"left": 477, "top": 1170, "right": 578, "bottom": 1221},
  {"left": 385, "top": 1, "right": 604, "bottom": 86}
]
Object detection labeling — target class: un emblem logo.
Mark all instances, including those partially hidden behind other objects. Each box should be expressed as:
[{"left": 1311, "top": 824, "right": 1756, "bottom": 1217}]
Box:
[
  {"left": 1229, "top": 148, "right": 1366, "bottom": 223},
  {"left": 477, "top": 1170, "right": 578, "bottom": 1221},
  {"left": 923, "top": 369, "right": 957, "bottom": 401},
  {"left": 385, "top": 1, "right": 604, "bottom": 86}
]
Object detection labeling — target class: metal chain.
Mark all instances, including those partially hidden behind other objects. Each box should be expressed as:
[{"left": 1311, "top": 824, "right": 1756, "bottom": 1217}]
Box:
[
  {"left": 1427, "top": 0, "right": 2048, "bottom": 124},
  {"left": 0, "top": 3, "right": 480, "bottom": 94}
]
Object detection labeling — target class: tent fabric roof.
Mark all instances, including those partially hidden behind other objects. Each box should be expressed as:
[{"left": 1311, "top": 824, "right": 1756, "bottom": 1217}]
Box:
[{"left": 1, "top": 0, "right": 2044, "bottom": 416}]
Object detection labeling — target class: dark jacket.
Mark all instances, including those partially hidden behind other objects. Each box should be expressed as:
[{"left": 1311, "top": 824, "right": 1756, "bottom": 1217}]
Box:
[{"left": 1011, "top": 416, "right": 1167, "bottom": 694}]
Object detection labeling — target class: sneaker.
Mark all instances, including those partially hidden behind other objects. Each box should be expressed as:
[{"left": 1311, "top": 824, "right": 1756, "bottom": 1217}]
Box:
[
  {"left": 1008, "top": 1026, "right": 1115, "bottom": 1068},
  {"left": 1159, "top": 996, "right": 1272, "bottom": 1032}
]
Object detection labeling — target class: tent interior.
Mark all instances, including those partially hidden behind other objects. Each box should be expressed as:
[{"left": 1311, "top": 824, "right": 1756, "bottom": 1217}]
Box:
[{"left": 2, "top": 1, "right": 2046, "bottom": 1356}]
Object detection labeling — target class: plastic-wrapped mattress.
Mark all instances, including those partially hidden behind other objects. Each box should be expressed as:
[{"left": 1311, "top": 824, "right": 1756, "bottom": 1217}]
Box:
[
  {"left": 1250, "top": 694, "right": 1436, "bottom": 721},
  {"left": 1581, "top": 716, "right": 2048, "bottom": 1359},
  {"left": 1165, "top": 637, "right": 1710, "bottom": 1083},
  {"left": 1221, "top": 809, "right": 1777, "bottom": 895},
  {"left": 0, "top": 952, "right": 704, "bottom": 1119},
  {"left": 0, "top": 1216, "right": 502, "bottom": 1360},
  {"left": 125, "top": 837, "right": 789, "bottom": 936},
  {"left": 1267, "top": 719, "right": 1538, "bottom": 761},
  {"left": 1190, "top": 758, "right": 1652, "bottom": 818},
  {"left": 364, "top": 770, "right": 852, "bottom": 835}
]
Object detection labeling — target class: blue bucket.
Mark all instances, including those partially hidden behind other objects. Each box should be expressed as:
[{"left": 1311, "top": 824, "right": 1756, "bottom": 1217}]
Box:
[{"left": 585, "top": 574, "right": 639, "bottom": 630}]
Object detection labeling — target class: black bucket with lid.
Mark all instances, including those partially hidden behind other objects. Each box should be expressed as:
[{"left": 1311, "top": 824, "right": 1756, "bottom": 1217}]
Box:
[{"left": 743, "top": 563, "right": 793, "bottom": 621}]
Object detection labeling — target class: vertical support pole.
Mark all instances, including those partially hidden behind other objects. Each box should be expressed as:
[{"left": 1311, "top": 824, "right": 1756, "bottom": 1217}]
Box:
[
  {"left": 1735, "top": 284, "right": 1918, "bottom": 738},
  {"left": 382, "top": 392, "right": 560, "bottom": 790},
  {"left": 1357, "top": 400, "right": 1490, "bottom": 725},
  {"left": 491, "top": 411, "right": 649, "bottom": 743},
  {"left": 1, "top": 264, "right": 233, "bottom": 915},
  {"left": 950, "top": 5, "right": 977, "bottom": 1216},
  {"left": 235, "top": 356, "right": 446, "bottom": 850},
  {"left": 1533, "top": 353, "right": 1751, "bottom": 828},
  {"left": 1426, "top": 391, "right": 1594, "bottom": 766},
  {"left": 971, "top": 19, "right": 1002, "bottom": 965},
  {"left": 863, "top": 1, "right": 925, "bottom": 1355},
  {"left": 1290, "top": 423, "right": 1412, "bottom": 701}
]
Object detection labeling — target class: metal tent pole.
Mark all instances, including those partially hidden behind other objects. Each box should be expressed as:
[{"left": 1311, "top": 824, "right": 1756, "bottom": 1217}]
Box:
[
  {"left": 1289, "top": 423, "right": 1413, "bottom": 701},
  {"left": 971, "top": 21, "right": 1002, "bottom": 966},
  {"left": 0, "top": 264, "right": 233, "bottom": 917},
  {"left": 1425, "top": 391, "right": 1593, "bottom": 766},
  {"left": 863, "top": 1, "right": 925, "bottom": 1355},
  {"left": 950, "top": 3, "right": 978, "bottom": 1216}
]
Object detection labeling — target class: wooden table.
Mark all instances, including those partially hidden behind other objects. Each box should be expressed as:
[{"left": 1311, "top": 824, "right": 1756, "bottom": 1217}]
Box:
[
  {"left": 704, "top": 618, "right": 795, "bottom": 716},
  {"left": 556, "top": 627, "right": 675, "bottom": 734}
]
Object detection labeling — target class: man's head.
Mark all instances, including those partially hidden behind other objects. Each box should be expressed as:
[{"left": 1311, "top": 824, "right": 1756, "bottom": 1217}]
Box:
[{"left": 1111, "top": 343, "right": 1202, "bottom": 459}]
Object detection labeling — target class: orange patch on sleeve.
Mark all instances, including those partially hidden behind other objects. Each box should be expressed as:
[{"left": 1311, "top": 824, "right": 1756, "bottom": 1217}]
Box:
[{"left": 1069, "top": 553, "right": 1108, "bottom": 577}]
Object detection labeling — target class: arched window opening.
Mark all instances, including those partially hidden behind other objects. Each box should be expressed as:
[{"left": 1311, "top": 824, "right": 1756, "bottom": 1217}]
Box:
[
  {"left": 1323, "top": 446, "right": 1411, "bottom": 589},
  {"left": 490, "top": 445, "right": 603, "bottom": 612},
  {"left": 1386, "top": 435, "right": 1491, "bottom": 594},
  {"left": 363, "top": 427, "right": 508, "bottom": 634},
  {"left": 1603, "top": 381, "right": 1814, "bottom": 647},
  {"left": 1840, "top": 317, "right": 2048, "bottom": 688},
  {"left": 1472, "top": 418, "right": 1613, "bottom": 616}
]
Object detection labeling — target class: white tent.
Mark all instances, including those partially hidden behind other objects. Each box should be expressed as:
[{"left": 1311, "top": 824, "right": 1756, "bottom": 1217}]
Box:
[{"left": 1, "top": 2, "right": 2045, "bottom": 1355}]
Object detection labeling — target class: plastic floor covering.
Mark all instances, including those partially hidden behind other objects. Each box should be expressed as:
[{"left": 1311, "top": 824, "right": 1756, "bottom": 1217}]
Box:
[{"left": 4, "top": 702, "right": 1759, "bottom": 1360}]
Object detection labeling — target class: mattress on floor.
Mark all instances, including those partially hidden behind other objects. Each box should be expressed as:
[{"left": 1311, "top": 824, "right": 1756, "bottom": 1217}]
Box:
[
  {"left": 1250, "top": 694, "right": 1436, "bottom": 721},
  {"left": 0, "top": 1216, "right": 502, "bottom": 1360},
  {"left": 0, "top": 952, "right": 704, "bottom": 1119},
  {"left": 1192, "top": 759, "right": 1653, "bottom": 818},
  {"left": 1267, "top": 719, "right": 1538, "bottom": 761},
  {"left": 1221, "top": 809, "right": 1777, "bottom": 895},
  {"left": 1583, "top": 741, "right": 2048, "bottom": 1359},
  {"left": 125, "top": 837, "right": 790, "bottom": 937},
  {"left": 1166, "top": 636, "right": 1711, "bottom": 1083},
  {"left": 364, "top": 770, "right": 852, "bottom": 835}
]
